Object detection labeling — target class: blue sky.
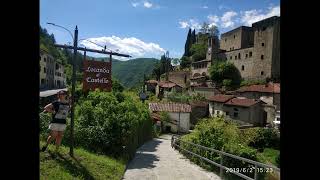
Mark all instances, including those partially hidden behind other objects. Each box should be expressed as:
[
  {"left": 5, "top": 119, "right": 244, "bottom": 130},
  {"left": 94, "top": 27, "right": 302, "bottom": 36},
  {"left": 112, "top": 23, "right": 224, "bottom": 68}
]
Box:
[{"left": 40, "top": 0, "right": 280, "bottom": 60}]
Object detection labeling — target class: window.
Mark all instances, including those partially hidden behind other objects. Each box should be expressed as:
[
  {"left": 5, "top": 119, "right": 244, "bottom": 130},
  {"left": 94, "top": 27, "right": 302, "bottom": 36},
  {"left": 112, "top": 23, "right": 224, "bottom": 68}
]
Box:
[
  {"left": 226, "top": 111, "right": 229, "bottom": 116},
  {"left": 242, "top": 65, "right": 244, "bottom": 71},
  {"left": 230, "top": 56, "right": 232, "bottom": 60},
  {"left": 225, "top": 38, "right": 227, "bottom": 42},
  {"left": 44, "top": 67, "right": 46, "bottom": 73},
  {"left": 234, "top": 35, "right": 235, "bottom": 39},
  {"left": 234, "top": 108, "right": 238, "bottom": 111},
  {"left": 262, "top": 27, "right": 266, "bottom": 31},
  {"left": 44, "top": 58, "right": 46, "bottom": 62},
  {"left": 249, "top": 52, "right": 252, "bottom": 57},
  {"left": 230, "top": 48, "right": 232, "bottom": 51},
  {"left": 235, "top": 56, "right": 237, "bottom": 60},
  {"left": 261, "top": 71, "right": 264, "bottom": 75},
  {"left": 246, "top": 54, "right": 248, "bottom": 58},
  {"left": 41, "top": 79, "right": 45, "bottom": 85},
  {"left": 261, "top": 55, "right": 264, "bottom": 60},
  {"left": 238, "top": 53, "right": 241, "bottom": 59},
  {"left": 234, "top": 112, "right": 238, "bottom": 118},
  {"left": 56, "top": 64, "right": 59, "bottom": 70},
  {"left": 262, "top": 43, "right": 265, "bottom": 47}
]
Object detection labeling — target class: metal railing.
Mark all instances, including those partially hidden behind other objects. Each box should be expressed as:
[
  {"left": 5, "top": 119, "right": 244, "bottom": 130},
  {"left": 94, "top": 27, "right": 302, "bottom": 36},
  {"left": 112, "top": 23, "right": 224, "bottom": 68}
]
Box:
[{"left": 171, "top": 135, "right": 280, "bottom": 180}]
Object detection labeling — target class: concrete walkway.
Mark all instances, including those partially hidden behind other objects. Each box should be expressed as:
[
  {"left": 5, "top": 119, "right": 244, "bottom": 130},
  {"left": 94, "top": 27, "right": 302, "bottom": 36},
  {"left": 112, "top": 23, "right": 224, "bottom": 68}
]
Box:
[{"left": 122, "top": 134, "right": 221, "bottom": 180}]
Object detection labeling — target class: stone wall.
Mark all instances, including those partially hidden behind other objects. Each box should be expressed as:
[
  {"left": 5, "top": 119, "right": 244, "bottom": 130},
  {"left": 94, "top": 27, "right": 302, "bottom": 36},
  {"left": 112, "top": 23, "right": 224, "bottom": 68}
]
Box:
[
  {"left": 220, "top": 27, "right": 243, "bottom": 51},
  {"left": 191, "top": 62, "right": 211, "bottom": 77},
  {"left": 225, "top": 47, "right": 255, "bottom": 80},
  {"left": 251, "top": 16, "right": 280, "bottom": 81},
  {"left": 191, "top": 87, "right": 219, "bottom": 99},
  {"left": 168, "top": 71, "right": 190, "bottom": 87},
  {"left": 190, "top": 103, "right": 208, "bottom": 125}
]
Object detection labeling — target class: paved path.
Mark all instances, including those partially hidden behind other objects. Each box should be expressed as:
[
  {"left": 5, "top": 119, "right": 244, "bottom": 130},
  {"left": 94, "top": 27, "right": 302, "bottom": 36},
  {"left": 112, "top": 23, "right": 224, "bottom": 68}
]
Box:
[{"left": 123, "top": 134, "right": 221, "bottom": 180}]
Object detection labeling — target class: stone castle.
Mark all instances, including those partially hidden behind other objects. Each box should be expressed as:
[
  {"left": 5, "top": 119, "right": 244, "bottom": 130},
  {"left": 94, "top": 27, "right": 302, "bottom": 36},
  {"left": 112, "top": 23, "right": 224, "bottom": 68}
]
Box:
[{"left": 191, "top": 16, "right": 280, "bottom": 83}]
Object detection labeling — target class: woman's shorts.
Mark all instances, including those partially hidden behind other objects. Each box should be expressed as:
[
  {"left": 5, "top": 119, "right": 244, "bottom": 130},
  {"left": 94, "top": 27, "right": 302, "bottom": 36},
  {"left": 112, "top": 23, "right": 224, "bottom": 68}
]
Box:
[{"left": 49, "top": 123, "right": 66, "bottom": 132}]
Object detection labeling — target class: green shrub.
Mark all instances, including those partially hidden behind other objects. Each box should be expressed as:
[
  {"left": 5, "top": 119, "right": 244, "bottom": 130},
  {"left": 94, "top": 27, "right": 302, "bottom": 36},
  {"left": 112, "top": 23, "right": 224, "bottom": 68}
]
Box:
[
  {"left": 276, "top": 153, "right": 280, "bottom": 167},
  {"left": 240, "top": 128, "right": 280, "bottom": 151},
  {"left": 52, "top": 89, "right": 153, "bottom": 160},
  {"left": 179, "top": 117, "right": 269, "bottom": 179},
  {"left": 39, "top": 112, "right": 51, "bottom": 136}
]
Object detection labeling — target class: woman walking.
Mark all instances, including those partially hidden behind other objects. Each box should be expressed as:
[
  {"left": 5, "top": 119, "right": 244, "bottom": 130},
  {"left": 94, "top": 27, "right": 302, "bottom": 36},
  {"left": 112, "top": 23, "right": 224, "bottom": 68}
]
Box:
[{"left": 41, "top": 90, "right": 70, "bottom": 153}]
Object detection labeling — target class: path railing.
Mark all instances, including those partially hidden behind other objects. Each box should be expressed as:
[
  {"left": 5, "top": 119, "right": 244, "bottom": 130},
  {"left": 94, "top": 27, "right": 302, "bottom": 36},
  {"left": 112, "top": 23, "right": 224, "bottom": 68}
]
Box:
[{"left": 171, "top": 135, "right": 280, "bottom": 180}]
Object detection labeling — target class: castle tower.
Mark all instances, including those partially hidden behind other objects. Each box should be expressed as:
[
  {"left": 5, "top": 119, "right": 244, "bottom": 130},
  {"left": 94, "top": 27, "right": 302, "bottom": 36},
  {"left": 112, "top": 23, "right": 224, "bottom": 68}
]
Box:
[{"left": 206, "top": 35, "right": 219, "bottom": 61}]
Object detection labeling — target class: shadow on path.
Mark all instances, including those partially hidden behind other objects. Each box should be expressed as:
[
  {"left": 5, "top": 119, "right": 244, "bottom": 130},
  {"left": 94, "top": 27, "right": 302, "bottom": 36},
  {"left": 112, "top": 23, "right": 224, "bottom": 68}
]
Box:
[{"left": 126, "top": 153, "right": 160, "bottom": 169}]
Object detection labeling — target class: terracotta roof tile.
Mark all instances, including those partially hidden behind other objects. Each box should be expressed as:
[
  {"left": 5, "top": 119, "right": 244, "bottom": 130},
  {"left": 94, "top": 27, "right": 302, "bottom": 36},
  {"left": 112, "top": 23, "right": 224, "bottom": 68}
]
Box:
[
  {"left": 207, "top": 94, "right": 235, "bottom": 103},
  {"left": 149, "top": 103, "right": 192, "bottom": 113},
  {"left": 237, "top": 83, "right": 280, "bottom": 93},
  {"left": 158, "top": 81, "right": 180, "bottom": 88},
  {"left": 225, "top": 98, "right": 262, "bottom": 107}
]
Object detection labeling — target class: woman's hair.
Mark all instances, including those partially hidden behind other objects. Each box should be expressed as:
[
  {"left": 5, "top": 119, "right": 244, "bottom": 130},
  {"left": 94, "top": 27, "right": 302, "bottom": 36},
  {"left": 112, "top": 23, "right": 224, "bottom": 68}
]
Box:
[{"left": 57, "top": 90, "right": 67, "bottom": 95}]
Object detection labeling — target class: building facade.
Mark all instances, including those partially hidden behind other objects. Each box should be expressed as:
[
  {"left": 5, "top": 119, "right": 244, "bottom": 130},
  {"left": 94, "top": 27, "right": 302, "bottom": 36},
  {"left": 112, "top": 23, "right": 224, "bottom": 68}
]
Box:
[
  {"left": 217, "top": 16, "right": 280, "bottom": 81},
  {"left": 40, "top": 48, "right": 67, "bottom": 90},
  {"left": 207, "top": 94, "right": 267, "bottom": 126},
  {"left": 149, "top": 103, "right": 192, "bottom": 133}
]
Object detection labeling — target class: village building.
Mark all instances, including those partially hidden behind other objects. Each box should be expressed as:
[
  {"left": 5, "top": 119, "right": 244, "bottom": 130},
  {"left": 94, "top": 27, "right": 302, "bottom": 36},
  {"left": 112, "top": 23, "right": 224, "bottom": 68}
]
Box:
[
  {"left": 207, "top": 94, "right": 267, "bottom": 126},
  {"left": 40, "top": 48, "right": 67, "bottom": 90},
  {"left": 149, "top": 103, "right": 191, "bottom": 133},
  {"left": 146, "top": 80, "right": 158, "bottom": 94},
  {"left": 236, "top": 82, "right": 280, "bottom": 110}
]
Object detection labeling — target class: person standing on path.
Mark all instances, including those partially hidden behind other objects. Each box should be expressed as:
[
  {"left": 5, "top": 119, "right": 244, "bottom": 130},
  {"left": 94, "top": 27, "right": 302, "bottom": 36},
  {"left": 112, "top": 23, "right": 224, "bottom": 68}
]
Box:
[{"left": 41, "top": 90, "right": 70, "bottom": 153}]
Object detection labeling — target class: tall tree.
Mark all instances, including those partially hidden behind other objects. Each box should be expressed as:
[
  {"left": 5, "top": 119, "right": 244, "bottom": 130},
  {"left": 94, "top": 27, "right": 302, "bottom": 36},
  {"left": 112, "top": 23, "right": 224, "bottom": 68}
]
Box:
[
  {"left": 200, "top": 22, "right": 209, "bottom": 34},
  {"left": 191, "top": 29, "right": 196, "bottom": 44},
  {"left": 208, "top": 25, "right": 219, "bottom": 37},
  {"left": 183, "top": 28, "right": 192, "bottom": 57}
]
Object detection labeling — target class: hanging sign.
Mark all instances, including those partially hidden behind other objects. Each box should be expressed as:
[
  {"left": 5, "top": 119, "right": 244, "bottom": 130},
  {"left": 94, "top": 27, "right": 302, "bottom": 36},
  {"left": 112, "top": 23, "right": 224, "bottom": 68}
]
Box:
[{"left": 83, "top": 60, "right": 112, "bottom": 92}]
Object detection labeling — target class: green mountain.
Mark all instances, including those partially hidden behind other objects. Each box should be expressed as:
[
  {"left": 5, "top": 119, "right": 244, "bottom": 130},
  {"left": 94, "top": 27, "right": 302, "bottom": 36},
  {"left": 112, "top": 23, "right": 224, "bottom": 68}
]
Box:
[{"left": 111, "top": 58, "right": 158, "bottom": 88}]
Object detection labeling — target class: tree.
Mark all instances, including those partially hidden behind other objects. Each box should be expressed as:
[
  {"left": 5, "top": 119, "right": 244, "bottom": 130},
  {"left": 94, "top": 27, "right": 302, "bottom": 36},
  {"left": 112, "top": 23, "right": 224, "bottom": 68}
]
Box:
[
  {"left": 190, "top": 43, "right": 207, "bottom": 62},
  {"left": 208, "top": 25, "right": 219, "bottom": 37},
  {"left": 180, "top": 56, "right": 191, "bottom": 69},
  {"left": 183, "top": 29, "right": 192, "bottom": 57},
  {"left": 191, "top": 29, "right": 196, "bottom": 44},
  {"left": 200, "top": 22, "right": 209, "bottom": 34},
  {"left": 171, "top": 58, "right": 180, "bottom": 66},
  {"left": 152, "top": 54, "right": 173, "bottom": 81},
  {"left": 209, "top": 62, "right": 242, "bottom": 89}
]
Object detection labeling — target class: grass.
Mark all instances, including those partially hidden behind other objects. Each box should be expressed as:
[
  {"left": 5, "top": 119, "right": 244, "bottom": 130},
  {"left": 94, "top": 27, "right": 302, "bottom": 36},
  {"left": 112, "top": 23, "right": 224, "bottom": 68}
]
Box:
[
  {"left": 257, "top": 148, "right": 280, "bottom": 166},
  {"left": 40, "top": 141, "right": 127, "bottom": 180}
]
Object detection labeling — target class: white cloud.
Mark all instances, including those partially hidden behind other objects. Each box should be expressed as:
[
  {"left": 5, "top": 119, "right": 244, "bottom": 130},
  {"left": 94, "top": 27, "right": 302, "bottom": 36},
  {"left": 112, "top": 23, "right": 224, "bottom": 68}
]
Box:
[
  {"left": 221, "top": 11, "right": 237, "bottom": 28},
  {"left": 179, "top": 21, "right": 189, "bottom": 28},
  {"left": 178, "top": 19, "right": 201, "bottom": 30},
  {"left": 189, "top": 19, "right": 201, "bottom": 29},
  {"left": 207, "top": 15, "right": 219, "bottom": 27},
  {"left": 131, "top": 2, "right": 139, "bottom": 7},
  {"left": 143, "top": 1, "right": 153, "bottom": 8},
  {"left": 80, "top": 36, "right": 165, "bottom": 60},
  {"left": 202, "top": 6, "right": 208, "bottom": 9},
  {"left": 241, "top": 5, "right": 280, "bottom": 26}
]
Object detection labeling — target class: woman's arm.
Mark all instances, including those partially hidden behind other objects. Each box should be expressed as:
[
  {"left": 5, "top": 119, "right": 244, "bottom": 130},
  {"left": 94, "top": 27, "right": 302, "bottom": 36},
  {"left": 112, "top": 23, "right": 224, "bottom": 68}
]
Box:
[{"left": 44, "top": 103, "right": 55, "bottom": 113}]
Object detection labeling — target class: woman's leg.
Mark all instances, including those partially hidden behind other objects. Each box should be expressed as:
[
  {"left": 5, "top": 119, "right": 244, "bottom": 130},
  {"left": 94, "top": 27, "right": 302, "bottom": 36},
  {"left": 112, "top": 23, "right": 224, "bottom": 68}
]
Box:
[
  {"left": 55, "top": 131, "right": 64, "bottom": 151},
  {"left": 42, "top": 130, "right": 58, "bottom": 151}
]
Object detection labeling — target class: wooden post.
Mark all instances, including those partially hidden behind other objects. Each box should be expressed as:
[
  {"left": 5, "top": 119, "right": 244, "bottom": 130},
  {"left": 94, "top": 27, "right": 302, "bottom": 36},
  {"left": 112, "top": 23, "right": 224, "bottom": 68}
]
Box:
[{"left": 69, "top": 25, "right": 78, "bottom": 157}]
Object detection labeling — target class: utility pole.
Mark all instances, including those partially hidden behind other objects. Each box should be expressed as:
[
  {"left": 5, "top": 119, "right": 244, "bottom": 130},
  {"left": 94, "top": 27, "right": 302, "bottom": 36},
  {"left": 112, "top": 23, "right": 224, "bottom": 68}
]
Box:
[{"left": 70, "top": 26, "right": 78, "bottom": 157}]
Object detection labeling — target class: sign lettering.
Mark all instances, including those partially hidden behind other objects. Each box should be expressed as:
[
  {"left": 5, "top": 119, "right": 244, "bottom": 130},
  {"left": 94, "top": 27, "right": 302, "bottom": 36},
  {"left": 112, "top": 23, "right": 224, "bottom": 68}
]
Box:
[{"left": 83, "top": 60, "right": 112, "bottom": 92}]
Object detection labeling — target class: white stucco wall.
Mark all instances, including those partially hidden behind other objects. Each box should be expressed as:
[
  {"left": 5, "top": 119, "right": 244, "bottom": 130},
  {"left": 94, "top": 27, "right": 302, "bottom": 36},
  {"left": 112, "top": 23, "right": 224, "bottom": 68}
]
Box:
[
  {"left": 163, "top": 112, "right": 190, "bottom": 133},
  {"left": 209, "top": 102, "right": 225, "bottom": 117}
]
